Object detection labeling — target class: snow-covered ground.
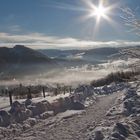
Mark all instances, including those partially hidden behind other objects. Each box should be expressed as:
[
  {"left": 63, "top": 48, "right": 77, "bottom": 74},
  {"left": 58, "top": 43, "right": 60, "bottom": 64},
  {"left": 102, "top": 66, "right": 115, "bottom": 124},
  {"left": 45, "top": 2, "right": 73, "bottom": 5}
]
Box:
[
  {"left": 0, "top": 79, "right": 139, "bottom": 139},
  {"left": 0, "top": 92, "right": 70, "bottom": 110}
]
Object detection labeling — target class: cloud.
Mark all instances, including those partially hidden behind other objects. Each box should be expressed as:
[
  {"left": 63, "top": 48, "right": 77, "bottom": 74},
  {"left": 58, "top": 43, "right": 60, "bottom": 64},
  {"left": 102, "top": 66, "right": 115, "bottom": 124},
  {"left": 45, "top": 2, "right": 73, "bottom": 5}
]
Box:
[
  {"left": 8, "top": 25, "right": 22, "bottom": 32},
  {"left": 0, "top": 32, "right": 140, "bottom": 49}
]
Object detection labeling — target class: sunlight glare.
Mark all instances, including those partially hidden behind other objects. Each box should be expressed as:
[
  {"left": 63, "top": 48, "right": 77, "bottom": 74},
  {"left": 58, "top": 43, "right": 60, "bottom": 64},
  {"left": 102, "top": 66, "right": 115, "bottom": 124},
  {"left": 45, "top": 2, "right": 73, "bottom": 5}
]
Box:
[
  {"left": 79, "top": 0, "right": 118, "bottom": 39},
  {"left": 89, "top": 2, "right": 109, "bottom": 22},
  {"left": 95, "top": 5, "right": 106, "bottom": 18}
]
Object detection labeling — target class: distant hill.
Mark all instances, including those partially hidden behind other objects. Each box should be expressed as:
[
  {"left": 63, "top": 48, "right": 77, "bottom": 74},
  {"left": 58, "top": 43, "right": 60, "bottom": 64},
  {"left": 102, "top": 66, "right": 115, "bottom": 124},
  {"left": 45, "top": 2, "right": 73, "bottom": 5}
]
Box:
[
  {"left": 39, "top": 47, "right": 121, "bottom": 63},
  {"left": 84, "top": 47, "right": 120, "bottom": 56},
  {"left": 39, "top": 49, "right": 82, "bottom": 58},
  {"left": 0, "top": 45, "right": 52, "bottom": 64},
  {"left": 0, "top": 45, "right": 57, "bottom": 79}
]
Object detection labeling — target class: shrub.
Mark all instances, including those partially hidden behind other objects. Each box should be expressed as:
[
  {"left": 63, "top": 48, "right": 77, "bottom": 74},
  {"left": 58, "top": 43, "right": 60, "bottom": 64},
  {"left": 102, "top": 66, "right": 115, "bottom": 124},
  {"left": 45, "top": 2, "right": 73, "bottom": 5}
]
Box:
[{"left": 91, "top": 70, "right": 139, "bottom": 87}]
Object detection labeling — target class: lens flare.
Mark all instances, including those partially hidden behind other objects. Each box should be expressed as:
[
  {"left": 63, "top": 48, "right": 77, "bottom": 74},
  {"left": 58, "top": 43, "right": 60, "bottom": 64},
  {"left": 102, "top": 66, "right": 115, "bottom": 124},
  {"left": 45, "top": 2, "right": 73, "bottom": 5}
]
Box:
[
  {"left": 93, "top": 5, "right": 107, "bottom": 19},
  {"left": 46, "top": 0, "right": 117, "bottom": 39},
  {"left": 87, "top": 0, "right": 111, "bottom": 22},
  {"left": 79, "top": 0, "right": 118, "bottom": 39}
]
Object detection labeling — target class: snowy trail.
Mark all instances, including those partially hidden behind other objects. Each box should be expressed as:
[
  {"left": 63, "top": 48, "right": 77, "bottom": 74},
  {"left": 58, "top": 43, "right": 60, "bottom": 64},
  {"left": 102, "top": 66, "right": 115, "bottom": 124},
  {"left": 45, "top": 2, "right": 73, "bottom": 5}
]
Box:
[{"left": 12, "top": 92, "right": 122, "bottom": 140}]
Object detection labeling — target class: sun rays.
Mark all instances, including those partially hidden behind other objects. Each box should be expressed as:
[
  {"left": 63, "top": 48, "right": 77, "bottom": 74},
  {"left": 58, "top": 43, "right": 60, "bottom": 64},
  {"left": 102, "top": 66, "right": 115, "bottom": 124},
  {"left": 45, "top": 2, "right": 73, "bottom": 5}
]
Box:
[
  {"left": 88, "top": 0, "right": 110, "bottom": 23},
  {"left": 81, "top": 0, "right": 118, "bottom": 38},
  {"left": 46, "top": 0, "right": 117, "bottom": 39}
]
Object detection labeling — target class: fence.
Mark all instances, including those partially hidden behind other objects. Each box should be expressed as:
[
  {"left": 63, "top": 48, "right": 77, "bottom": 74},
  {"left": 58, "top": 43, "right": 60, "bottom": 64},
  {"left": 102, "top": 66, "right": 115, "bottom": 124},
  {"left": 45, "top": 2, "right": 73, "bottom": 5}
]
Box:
[{"left": 0, "top": 85, "right": 74, "bottom": 107}]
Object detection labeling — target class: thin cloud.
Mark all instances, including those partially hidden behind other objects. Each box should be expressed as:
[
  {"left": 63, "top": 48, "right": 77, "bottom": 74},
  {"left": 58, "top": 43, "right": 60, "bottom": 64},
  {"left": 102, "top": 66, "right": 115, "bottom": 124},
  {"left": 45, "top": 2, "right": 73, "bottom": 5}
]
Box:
[
  {"left": 8, "top": 25, "right": 22, "bottom": 32},
  {"left": 0, "top": 32, "right": 140, "bottom": 49}
]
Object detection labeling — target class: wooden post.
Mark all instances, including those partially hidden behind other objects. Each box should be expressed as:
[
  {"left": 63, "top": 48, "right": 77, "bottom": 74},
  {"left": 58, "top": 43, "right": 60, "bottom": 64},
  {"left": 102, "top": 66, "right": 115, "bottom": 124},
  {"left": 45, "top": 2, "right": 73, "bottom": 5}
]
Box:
[
  {"left": 56, "top": 84, "right": 60, "bottom": 95},
  {"left": 54, "top": 88, "right": 58, "bottom": 96},
  {"left": 1, "top": 89, "right": 4, "bottom": 96},
  {"left": 43, "top": 87, "right": 45, "bottom": 98},
  {"left": 27, "top": 87, "right": 32, "bottom": 99},
  {"left": 9, "top": 91, "right": 13, "bottom": 106},
  {"left": 70, "top": 86, "right": 72, "bottom": 94},
  {"left": 64, "top": 86, "right": 66, "bottom": 95},
  {"left": 5, "top": 89, "right": 8, "bottom": 96}
]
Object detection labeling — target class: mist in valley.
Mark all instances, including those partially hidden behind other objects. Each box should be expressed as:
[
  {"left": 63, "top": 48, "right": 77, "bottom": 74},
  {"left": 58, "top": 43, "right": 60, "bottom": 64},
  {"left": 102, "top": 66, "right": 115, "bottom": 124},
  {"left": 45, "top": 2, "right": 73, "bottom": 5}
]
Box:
[{"left": 0, "top": 57, "right": 134, "bottom": 89}]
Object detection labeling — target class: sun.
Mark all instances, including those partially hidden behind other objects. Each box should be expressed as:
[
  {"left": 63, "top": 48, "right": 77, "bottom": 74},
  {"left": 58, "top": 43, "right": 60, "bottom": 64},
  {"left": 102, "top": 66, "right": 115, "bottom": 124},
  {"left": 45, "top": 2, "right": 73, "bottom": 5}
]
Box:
[
  {"left": 89, "top": 2, "right": 109, "bottom": 22},
  {"left": 94, "top": 5, "right": 107, "bottom": 19},
  {"left": 79, "top": 0, "right": 117, "bottom": 39}
]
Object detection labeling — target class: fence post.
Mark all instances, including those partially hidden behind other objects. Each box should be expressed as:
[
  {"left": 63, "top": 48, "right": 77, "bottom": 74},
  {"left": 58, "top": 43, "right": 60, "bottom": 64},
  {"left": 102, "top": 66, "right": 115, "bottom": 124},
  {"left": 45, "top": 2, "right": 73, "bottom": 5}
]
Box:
[
  {"left": 70, "top": 86, "right": 72, "bottom": 94},
  {"left": 27, "top": 87, "right": 32, "bottom": 99},
  {"left": 64, "top": 86, "right": 66, "bottom": 95},
  {"left": 43, "top": 87, "right": 45, "bottom": 98},
  {"left": 9, "top": 91, "right": 13, "bottom": 106},
  {"left": 54, "top": 88, "right": 58, "bottom": 96},
  {"left": 5, "top": 89, "right": 8, "bottom": 96}
]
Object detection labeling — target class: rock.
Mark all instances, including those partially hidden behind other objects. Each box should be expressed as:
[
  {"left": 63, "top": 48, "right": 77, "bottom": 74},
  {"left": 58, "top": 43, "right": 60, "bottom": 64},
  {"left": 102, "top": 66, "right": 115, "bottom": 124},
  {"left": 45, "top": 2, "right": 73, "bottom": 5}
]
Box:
[
  {"left": 20, "top": 103, "right": 26, "bottom": 111},
  {"left": 25, "top": 118, "right": 37, "bottom": 126},
  {"left": 0, "top": 127, "right": 12, "bottom": 137},
  {"left": 51, "top": 99, "right": 64, "bottom": 114},
  {"left": 132, "top": 107, "right": 140, "bottom": 114},
  {"left": 136, "top": 113, "right": 140, "bottom": 117},
  {"left": 27, "top": 105, "right": 36, "bottom": 116},
  {"left": 8, "top": 123, "right": 22, "bottom": 130},
  {"left": 40, "top": 111, "right": 53, "bottom": 119},
  {"left": 14, "top": 110, "right": 28, "bottom": 123},
  {"left": 72, "top": 101, "right": 85, "bottom": 110},
  {"left": 8, "top": 101, "right": 31, "bottom": 123},
  {"left": 0, "top": 110, "right": 11, "bottom": 127},
  {"left": 124, "top": 88, "right": 137, "bottom": 100},
  {"left": 123, "top": 100, "right": 134, "bottom": 116},
  {"left": 25, "top": 109, "right": 32, "bottom": 117},
  {"left": 24, "top": 99, "right": 32, "bottom": 107},
  {"left": 41, "top": 100, "right": 52, "bottom": 111},
  {"left": 57, "top": 98, "right": 66, "bottom": 111},
  {"left": 106, "top": 110, "right": 113, "bottom": 116},
  {"left": 111, "top": 132, "right": 125, "bottom": 140},
  {"left": 35, "top": 102, "right": 47, "bottom": 114},
  {"left": 129, "top": 121, "right": 140, "bottom": 132},
  {"left": 127, "top": 135, "right": 139, "bottom": 140},
  {"left": 9, "top": 101, "right": 21, "bottom": 114},
  {"left": 9, "top": 123, "right": 17, "bottom": 129},
  {"left": 94, "top": 130, "right": 104, "bottom": 140},
  {"left": 22, "top": 123, "right": 31, "bottom": 131},
  {"left": 122, "top": 108, "right": 130, "bottom": 116},
  {"left": 133, "top": 118, "right": 140, "bottom": 126},
  {"left": 12, "top": 108, "right": 32, "bottom": 123},
  {"left": 113, "top": 123, "right": 130, "bottom": 137},
  {"left": 63, "top": 97, "right": 72, "bottom": 110},
  {"left": 110, "top": 137, "right": 121, "bottom": 140},
  {"left": 0, "top": 134, "right": 4, "bottom": 139},
  {"left": 135, "top": 130, "right": 140, "bottom": 138},
  {"left": 27, "top": 101, "right": 47, "bottom": 116}
]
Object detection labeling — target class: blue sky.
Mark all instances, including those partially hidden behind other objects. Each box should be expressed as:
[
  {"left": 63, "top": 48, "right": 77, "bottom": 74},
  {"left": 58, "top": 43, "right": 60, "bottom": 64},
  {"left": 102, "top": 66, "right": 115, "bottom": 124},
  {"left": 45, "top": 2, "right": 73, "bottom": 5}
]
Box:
[{"left": 0, "top": 0, "right": 140, "bottom": 49}]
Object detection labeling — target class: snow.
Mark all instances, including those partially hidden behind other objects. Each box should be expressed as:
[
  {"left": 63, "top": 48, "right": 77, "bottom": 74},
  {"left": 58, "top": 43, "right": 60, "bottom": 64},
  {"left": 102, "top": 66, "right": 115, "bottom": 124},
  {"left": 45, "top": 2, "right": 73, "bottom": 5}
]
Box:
[
  {"left": 0, "top": 58, "right": 137, "bottom": 87},
  {"left": 0, "top": 92, "right": 70, "bottom": 110},
  {"left": 56, "top": 110, "right": 85, "bottom": 120}
]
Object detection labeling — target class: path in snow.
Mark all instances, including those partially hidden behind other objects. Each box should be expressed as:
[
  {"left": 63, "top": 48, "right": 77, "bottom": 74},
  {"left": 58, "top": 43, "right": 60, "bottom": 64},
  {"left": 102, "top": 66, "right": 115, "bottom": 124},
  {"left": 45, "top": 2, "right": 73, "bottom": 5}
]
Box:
[{"left": 13, "top": 92, "right": 122, "bottom": 140}]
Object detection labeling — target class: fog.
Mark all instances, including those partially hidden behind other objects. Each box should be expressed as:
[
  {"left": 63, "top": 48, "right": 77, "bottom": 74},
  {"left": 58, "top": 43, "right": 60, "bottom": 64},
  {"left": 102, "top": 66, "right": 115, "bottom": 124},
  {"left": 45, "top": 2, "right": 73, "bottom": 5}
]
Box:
[{"left": 0, "top": 58, "right": 135, "bottom": 89}]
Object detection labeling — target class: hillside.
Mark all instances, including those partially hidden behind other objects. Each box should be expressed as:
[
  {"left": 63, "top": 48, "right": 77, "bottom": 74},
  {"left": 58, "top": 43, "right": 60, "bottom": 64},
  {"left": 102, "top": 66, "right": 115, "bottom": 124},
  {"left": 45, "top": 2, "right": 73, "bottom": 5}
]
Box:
[
  {"left": 0, "top": 45, "right": 56, "bottom": 79},
  {"left": 0, "top": 45, "right": 52, "bottom": 64},
  {"left": 39, "top": 47, "right": 121, "bottom": 62}
]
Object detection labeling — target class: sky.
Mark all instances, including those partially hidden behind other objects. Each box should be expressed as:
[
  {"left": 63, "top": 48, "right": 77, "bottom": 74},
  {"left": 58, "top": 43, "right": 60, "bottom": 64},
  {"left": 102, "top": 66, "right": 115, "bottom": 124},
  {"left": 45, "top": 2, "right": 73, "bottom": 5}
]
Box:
[{"left": 0, "top": 0, "right": 140, "bottom": 49}]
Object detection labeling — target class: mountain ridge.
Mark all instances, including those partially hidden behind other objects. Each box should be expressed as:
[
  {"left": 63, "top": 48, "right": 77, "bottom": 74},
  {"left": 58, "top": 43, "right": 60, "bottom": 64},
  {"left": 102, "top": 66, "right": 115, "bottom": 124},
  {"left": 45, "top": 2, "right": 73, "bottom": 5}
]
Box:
[{"left": 0, "top": 45, "right": 52, "bottom": 64}]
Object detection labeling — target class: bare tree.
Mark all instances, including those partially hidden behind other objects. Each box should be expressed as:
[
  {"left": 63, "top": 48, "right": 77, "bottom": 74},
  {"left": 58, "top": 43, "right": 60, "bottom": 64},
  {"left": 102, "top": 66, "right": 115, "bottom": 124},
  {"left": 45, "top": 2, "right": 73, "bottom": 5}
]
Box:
[
  {"left": 120, "top": 7, "right": 140, "bottom": 71},
  {"left": 120, "top": 7, "right": 140, "bottom": 35}
]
